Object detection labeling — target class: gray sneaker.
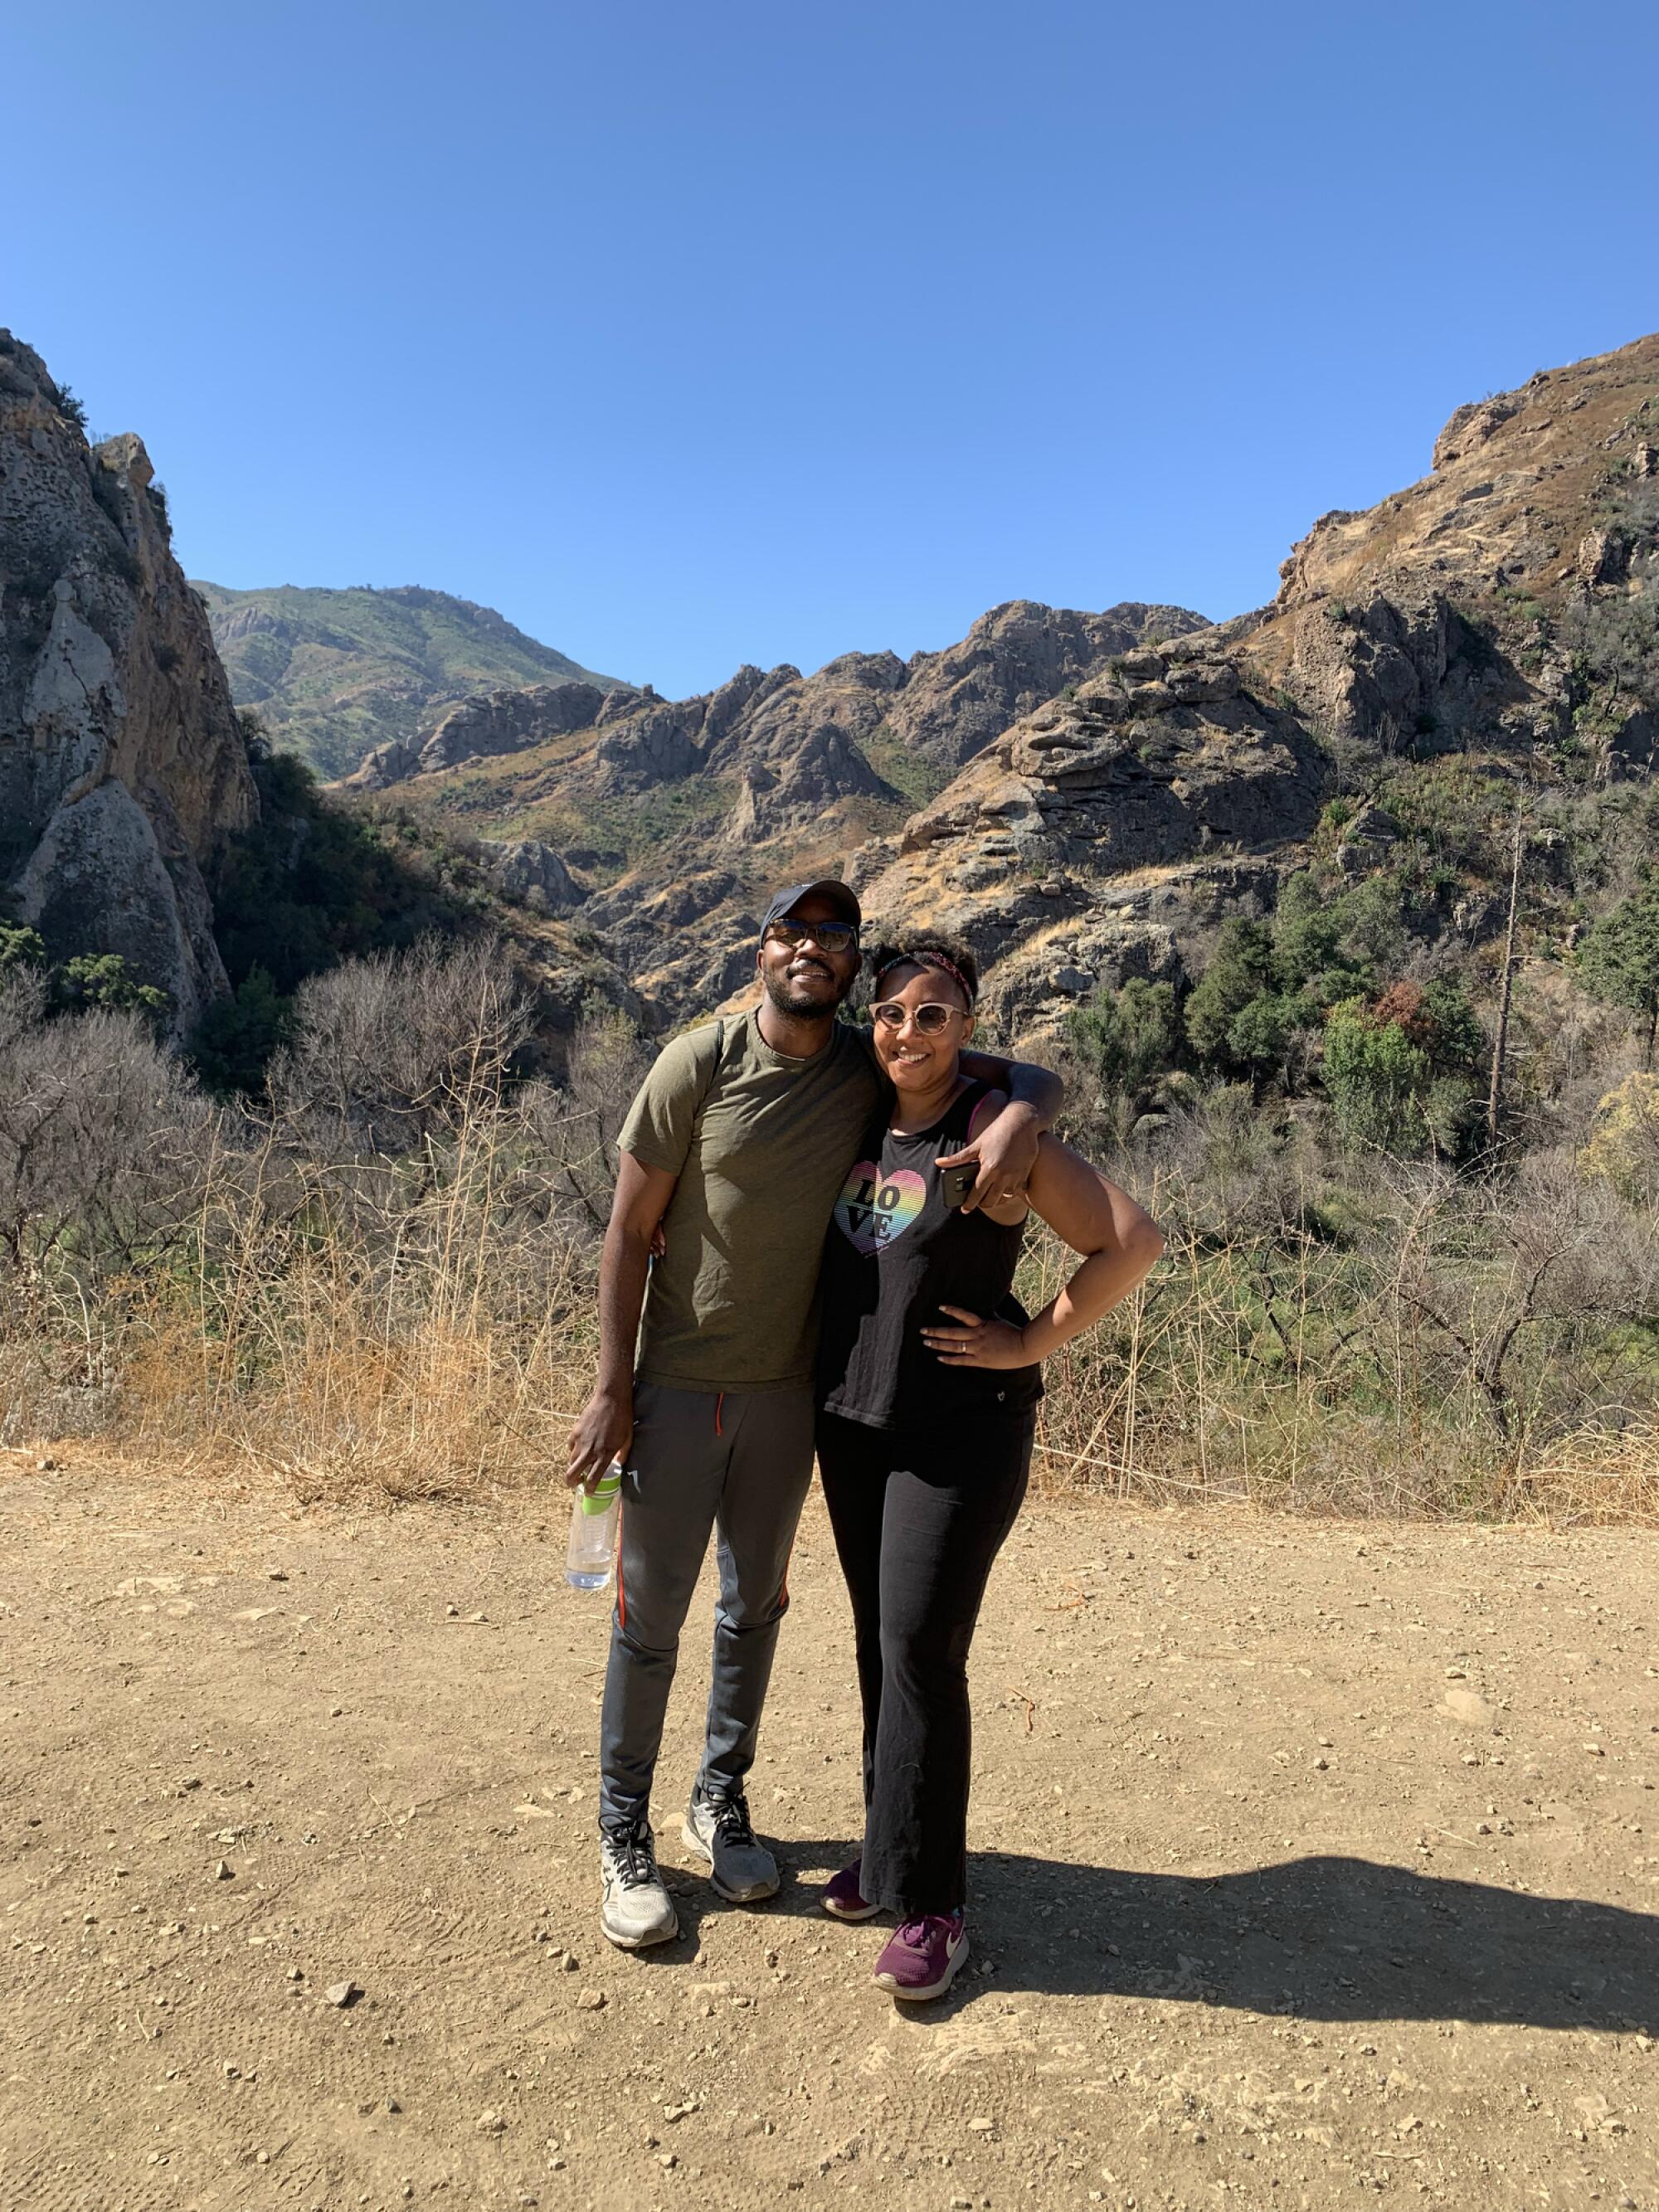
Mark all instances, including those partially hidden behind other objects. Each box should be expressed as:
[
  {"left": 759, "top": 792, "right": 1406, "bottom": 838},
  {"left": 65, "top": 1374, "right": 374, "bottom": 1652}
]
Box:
[
  {"left": 599, "top": 1820, "right": 679, "bottom": 1948},
  {"left": 681, "top": 1784, "right": 780, "bottom": 1903}
]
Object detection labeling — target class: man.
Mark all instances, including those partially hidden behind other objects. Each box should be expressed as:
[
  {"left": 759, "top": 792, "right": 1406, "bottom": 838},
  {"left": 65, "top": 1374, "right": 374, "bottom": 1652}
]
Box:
[{"left": 564, "top": 880, "right": 1061, "bottom": 1948}]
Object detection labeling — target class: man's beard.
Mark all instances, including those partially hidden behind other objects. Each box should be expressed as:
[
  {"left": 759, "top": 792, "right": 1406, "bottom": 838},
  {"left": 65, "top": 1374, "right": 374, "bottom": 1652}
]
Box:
[{"left": 762, "top": 962, "right": 840, "bottom": 1019}]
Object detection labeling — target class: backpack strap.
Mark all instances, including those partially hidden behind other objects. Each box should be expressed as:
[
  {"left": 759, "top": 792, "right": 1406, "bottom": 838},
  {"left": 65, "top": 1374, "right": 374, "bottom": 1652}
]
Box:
[{"left": 685, "top": 1013, "right": 740, "bottom": 1138}]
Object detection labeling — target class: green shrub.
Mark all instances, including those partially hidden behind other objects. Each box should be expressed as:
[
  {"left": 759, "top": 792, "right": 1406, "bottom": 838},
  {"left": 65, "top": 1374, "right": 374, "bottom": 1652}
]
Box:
[
  {"left": 188, "top": 967, "right": 293, "bottom": 1096},
  {"left": 1185, "top": 920, "right": 1275, "bottom": 1062},
  {"left": 1577, "top": 873, "right": 1659, "bottom": 1065},
  {"left": 1066, "top": 977, "right": 1180, "bottom": 1112},
  {"left": 1323, "top": 980, "right": 1482, "bottom": 1155},
  {"left": 54, "top": 953, "right": 168, "bottom": 1020},
  {"left": 0, "top": 921, "right": 47, "bottom": 972}
]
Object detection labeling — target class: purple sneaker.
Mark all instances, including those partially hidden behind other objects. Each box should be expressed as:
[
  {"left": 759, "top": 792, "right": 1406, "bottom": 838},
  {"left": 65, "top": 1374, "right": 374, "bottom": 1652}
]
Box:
[
  {"left": 822, "top": 1858, "right": 880, "bottom": 1922},
  {"left": 873, "top": 1911, "right": 969, "bottom": 2001}
]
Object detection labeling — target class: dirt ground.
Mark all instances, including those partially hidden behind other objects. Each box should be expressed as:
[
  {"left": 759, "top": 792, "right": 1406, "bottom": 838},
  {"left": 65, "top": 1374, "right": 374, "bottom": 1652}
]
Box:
[{"left": 2, "top": 1459, "right": 1657, "bottom": 2212}]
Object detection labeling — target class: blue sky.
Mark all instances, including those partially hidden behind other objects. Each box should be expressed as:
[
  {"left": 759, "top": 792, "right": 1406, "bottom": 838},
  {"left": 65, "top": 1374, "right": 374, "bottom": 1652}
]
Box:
[{"left": 10, "top": 1, "right": 1658, "bottom": 698}]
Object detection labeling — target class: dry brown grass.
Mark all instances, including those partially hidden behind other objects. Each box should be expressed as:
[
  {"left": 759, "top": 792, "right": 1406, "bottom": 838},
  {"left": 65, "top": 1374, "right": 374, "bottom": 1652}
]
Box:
[
  {"left": 1018, "top": 1150, "right": 1659, "bottom": 1526},
  {"left": 1506, "top": 1420, "right": 1659, "bottom": 1526},
  {"left": 3, "top": 953, "right": 1656, "bottom": 1524}
]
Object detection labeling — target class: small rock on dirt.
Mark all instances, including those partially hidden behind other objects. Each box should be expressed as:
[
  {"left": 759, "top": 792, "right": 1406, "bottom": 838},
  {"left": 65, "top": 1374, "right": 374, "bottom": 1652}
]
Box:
[
  {"left": 576, "top": 1987, "right": 606, "bottom": 2011},
  {"left": 213, "top": 1859, "right": 233, "bottom": 1881},
  {"left": 324, "top": 1979, "right": 361, "bottom": 2008},
  {"left": 1442, "top": 1687, "right": 1496, "bottom": 1726}
]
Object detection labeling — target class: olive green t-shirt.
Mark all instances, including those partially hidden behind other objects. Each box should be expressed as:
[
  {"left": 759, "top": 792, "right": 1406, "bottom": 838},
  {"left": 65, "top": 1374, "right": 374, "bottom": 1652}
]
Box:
[{"left": 618, "top": 1010, "right": 884, "bottom": 1392}]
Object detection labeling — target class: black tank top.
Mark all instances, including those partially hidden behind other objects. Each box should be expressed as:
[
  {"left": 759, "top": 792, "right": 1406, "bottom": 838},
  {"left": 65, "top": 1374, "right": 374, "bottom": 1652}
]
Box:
[{"left": 816, "top": 1078, "right": 1044, "bottom": 1432}]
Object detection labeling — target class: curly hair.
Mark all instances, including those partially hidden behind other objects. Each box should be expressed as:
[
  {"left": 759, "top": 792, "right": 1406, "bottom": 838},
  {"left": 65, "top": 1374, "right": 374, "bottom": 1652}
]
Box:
[{"left": 864, "top": 937, "right": 980, "bottom": 1011}]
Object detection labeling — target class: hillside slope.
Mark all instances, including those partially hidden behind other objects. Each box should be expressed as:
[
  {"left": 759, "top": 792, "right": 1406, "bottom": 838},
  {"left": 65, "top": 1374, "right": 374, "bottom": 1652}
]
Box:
[{"left": 195, "top": 581, "right": 627, "bottom": 780}]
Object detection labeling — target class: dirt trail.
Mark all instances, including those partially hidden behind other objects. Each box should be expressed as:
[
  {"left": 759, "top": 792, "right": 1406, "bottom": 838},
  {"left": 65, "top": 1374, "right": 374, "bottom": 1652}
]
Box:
[{"left": 2, "top": 1461, "right": 1657, "bottom": 2212}]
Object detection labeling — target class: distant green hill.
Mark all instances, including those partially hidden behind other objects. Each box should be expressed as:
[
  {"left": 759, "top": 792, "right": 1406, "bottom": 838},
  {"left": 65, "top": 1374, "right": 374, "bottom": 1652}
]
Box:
[{"left": 193, "top": 581, "right": 627, "bottom": 780}]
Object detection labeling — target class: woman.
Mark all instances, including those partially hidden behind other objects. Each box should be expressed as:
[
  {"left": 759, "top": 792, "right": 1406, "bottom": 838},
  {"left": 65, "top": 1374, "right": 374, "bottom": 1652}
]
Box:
[{"left": 815, "top": 940, "right": 1165, "bottom": 2001}]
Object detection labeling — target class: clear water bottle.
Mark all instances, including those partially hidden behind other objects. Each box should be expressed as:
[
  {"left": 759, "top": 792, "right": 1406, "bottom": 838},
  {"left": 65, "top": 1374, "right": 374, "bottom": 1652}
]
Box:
[{"left": 566, "top": 1462, "right": 622, "bottom": 1590}]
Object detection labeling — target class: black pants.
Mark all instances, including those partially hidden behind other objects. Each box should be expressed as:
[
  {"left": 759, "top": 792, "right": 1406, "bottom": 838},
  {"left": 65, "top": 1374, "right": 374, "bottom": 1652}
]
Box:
[{"left": 816, "top": 1406, "right": 1034, "bottom": 1918}]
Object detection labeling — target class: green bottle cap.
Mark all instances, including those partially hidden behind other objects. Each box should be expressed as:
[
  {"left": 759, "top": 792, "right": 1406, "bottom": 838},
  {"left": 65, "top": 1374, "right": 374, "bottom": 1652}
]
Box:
[{"left": 579, "top": 1469, "right": 622, "bottom": 1517}]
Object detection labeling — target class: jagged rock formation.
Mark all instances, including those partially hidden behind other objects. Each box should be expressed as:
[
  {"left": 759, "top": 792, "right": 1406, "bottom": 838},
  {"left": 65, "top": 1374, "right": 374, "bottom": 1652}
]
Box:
[
  {"left": 479, "top": 838, "right": 580, "bottom": 912},
  {"left": 846, "top": 331, "right": 1659, "bottom": 1038},
  {"left": 1258, "top": 334, "right": 1659, "bottom": 765},
  {"left": 345, "top": 681, "right": 611, "bottom": 790},
  {"left": 879, "top": 599, "right": 1210, "bottom": 767},
  {"left": 0, "top": 333, "right": 255, "bottom": 1032},
  {"left": 353, "top": 600, "right": 1208, "bottom": 863},
  {"left": 579, "top": 869, "right": 761, "bottom": 1012},
  {"left": 196, "top": 581, "right": 626, "bottom": 780},
  {"left": 851, "top": 632, "right": 1323, "bottom": 1033}
]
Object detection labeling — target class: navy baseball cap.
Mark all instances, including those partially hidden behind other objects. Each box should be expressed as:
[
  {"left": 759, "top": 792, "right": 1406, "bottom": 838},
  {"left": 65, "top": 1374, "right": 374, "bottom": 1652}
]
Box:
[{"left": 760, "top": 879, "right": 863, "bottom": 938}]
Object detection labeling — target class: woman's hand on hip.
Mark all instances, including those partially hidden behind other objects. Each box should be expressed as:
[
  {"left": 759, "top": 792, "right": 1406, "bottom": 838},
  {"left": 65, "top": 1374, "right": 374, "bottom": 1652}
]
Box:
[{"left": 921, "top": 1305, "right": 1030, "bottom": 1369}]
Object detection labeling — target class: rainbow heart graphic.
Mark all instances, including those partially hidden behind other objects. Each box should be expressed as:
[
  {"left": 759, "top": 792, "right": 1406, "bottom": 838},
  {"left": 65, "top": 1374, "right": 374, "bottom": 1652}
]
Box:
[{"left": 833, "top": 1162, "right": 927, "bottom": 1257}]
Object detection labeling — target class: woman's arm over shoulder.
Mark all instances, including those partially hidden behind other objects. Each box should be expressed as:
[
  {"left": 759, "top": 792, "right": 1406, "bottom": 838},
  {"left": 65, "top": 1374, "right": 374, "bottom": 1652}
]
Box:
[{"left": 958, "top": 1046, "right": 1063, "bottom": 1130}]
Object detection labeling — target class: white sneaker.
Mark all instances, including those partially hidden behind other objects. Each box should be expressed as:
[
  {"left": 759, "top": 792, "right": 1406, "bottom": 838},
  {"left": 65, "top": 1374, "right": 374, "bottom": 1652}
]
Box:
[{"left": 599, "top": 1821, "right": 679, "bottom": 1948}]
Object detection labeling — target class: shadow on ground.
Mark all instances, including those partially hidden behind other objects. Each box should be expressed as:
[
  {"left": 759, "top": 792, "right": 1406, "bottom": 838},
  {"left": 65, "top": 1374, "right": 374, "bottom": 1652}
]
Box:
[{"left": 651, "top": 1843, "right": 1659, "bottom": 2035}]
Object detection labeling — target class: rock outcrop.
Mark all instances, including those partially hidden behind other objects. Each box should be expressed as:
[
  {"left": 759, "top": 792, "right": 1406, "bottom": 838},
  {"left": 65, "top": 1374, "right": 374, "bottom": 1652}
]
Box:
[
  {"left": 1255, "top": 332, "right": 1659, "bottom": 758},
  {"left": 479, "top": 838, "right": 580, "bottom": 912},
  {"left": 0, "top": 334, "right": 255, "bottom": 1032},
  {"left": 345, "top": 682, "right": 607, "bottom": 789},
  {"left": 852, "top": 633, "right": 1322, "bottom": 1033},
  {"left": 879, "top": 599, "right": 1210, "bottom": 767}
]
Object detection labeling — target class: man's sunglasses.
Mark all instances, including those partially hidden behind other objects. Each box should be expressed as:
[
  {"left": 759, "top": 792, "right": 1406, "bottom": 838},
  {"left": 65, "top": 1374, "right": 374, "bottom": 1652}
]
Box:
[
  {"left": 763, "top": 918, "right": 860, "bottom": 957},
  {"left": 870, "top": 999, "right": 967, "bottom": 1035}
]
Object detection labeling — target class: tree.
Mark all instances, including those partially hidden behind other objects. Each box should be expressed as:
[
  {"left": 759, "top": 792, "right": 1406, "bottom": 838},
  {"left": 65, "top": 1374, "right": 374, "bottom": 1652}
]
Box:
[
  {"left": 1225, "top": 991, "right": 1300, "bottom": 1079},
  {"left": 1066, "top": 978, "right": 1180, "bottom": 1110},
  {"left": 1578, "top": 877, "right": 1659, "bottom": 1067},
  {"left": 188, "top": 967, "right": 294, "bottom": 1096},
  {"left": 1185, "top": 921, "right": 1275, "bottom": 1063},
  {"left": 1323, "top": 980, "right": 1483, "bottom": 1155},
  {"left": 1485, "top": 790, "right": 1527, "bottom": 1144},
  {"left": 53, "top": 953, "right": 169, "bottom": 1020},
  {"left": 0, "top": 921, "right": 47, "bottom": 972}
]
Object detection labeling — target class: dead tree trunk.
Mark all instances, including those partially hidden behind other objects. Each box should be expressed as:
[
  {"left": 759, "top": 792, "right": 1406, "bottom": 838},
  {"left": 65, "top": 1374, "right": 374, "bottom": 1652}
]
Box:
[{"left": 1485, "top": 790, "right": 1525, "bottom": 1149}]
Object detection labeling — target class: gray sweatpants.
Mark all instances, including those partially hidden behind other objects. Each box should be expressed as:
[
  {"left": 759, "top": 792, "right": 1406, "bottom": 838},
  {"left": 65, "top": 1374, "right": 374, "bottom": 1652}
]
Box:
[{"left": 597, "top": 1380, "right": 815, "bottom": 1831}]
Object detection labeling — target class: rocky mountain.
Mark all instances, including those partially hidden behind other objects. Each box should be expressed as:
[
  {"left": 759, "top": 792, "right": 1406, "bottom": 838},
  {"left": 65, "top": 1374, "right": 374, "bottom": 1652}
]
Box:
[
  {"left": 0, "top": 333, "right": 256, "bottom": 1033},
  {"left": 14, "top": 318, "right": 1652, "bottom": 1065},
  {"left": 195, "top": 581, "right": 626, "bottom": 780},
  {"left": 844, "top": 333, "right": 1659, "bottom": 1038},
  {"left": 343, "top": 333, "right": 1658, "bottom": 1041},
  {"left": 348, "top": 597, "right": 1207, "bottom": 916}
]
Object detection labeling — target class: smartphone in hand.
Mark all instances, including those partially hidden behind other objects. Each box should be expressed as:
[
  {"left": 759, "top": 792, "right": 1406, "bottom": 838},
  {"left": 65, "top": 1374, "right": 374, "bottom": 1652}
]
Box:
[{"left": 939, "top": 1159, "right": 979, "bottom": 1209}]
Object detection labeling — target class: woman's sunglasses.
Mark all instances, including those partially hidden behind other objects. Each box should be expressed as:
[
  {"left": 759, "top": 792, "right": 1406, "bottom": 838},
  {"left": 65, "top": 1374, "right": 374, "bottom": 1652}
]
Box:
[
  {"left": 763, "top": 919, "right": 860, "bottom": 957},
  {"left": 870, "top": 999, "right": 966, "bottom": 1035}
]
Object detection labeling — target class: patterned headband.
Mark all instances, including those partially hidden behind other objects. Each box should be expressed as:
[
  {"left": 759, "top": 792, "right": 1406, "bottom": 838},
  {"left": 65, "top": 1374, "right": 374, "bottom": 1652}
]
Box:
[{"left": 871, "top": 949, "right": 975, "bottom": 1008}]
